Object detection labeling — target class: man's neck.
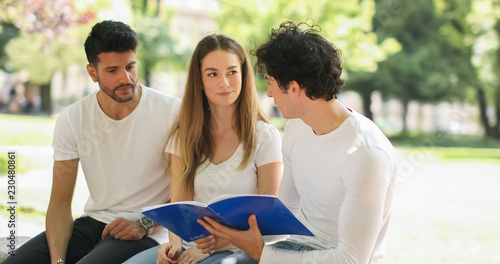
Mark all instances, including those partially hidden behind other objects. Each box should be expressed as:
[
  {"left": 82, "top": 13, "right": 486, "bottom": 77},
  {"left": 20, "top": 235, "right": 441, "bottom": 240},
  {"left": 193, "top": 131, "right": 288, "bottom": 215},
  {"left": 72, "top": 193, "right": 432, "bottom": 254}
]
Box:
[
  {"left": 301, "top": 99, "right": 351, "bottom": 136},
  {"left": 97, "top": 85, "right": 142, "bottom": 120}
]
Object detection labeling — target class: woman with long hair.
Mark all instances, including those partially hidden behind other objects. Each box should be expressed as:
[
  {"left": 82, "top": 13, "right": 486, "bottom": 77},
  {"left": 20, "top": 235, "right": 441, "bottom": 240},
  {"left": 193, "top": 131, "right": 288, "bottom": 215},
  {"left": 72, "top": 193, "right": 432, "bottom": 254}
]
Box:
[{"left": 124, "top": 34, "right": 282, "bottom": 264}]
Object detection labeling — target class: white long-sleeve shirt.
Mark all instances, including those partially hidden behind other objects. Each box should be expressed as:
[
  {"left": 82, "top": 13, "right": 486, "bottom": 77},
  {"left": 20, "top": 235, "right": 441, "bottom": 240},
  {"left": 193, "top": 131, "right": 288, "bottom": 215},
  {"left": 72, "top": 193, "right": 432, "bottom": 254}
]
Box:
[{"left": 260, "top": 111, "right": 398, "bottom": 264}]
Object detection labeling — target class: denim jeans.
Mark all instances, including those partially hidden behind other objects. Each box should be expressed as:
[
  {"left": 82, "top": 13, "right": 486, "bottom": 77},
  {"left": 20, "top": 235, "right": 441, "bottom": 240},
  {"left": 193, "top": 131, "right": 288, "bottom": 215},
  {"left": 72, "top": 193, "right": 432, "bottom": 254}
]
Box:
[
  {"left": 271, "top": 240, "right": 316, "bottom": 251},
  {"left": 2, "top": 216, "right": 158, "bottom": 264},
  {"left": 124, "top": 244, "right": 257, "bottom": 264}
]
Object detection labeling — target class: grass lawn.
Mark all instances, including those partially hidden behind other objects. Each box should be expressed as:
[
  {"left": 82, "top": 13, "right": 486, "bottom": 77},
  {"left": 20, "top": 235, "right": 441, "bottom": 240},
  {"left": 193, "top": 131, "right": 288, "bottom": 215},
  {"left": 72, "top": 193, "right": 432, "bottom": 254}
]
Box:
[
  {"left": 399, "top": 147, "right": 500, "bottom": 164},
  {"left": 0, "top": 114, "right": 56, "bottom": 173},
  {"left": 0, "top": 114, "right": 56, "bottom": 146}
]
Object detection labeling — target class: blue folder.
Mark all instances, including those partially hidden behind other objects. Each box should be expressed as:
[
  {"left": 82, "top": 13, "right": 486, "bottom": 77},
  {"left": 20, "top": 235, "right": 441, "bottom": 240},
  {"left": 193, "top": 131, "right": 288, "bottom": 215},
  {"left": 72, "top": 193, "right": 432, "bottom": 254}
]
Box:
[{"left": 142, "top": 194, "right": 314, "bottom": 242}]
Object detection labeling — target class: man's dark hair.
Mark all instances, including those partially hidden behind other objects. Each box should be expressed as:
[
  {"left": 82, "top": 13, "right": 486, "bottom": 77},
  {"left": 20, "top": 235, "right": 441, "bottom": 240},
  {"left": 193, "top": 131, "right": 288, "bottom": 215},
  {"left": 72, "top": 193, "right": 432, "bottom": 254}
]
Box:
[
  {"left": 254, "top": 20, "right": 344, "bottom": 101},
  {"left": 84, "top": 20, "right": 138, "bottom": 66}
]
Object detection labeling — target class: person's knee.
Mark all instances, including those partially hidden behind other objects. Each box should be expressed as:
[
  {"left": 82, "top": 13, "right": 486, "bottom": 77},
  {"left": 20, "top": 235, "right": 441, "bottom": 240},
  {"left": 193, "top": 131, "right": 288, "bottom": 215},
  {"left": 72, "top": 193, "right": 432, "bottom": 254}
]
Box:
[
  {"left": 211, "top": 251, "right": 258, "bottom": 264},
  {"left": 122, "top": 245, "right": 160, "bottom": 264},
  {"left": 77, "top": 238, "right": 158, "bottom": 264},
  {"left": 0, "top": 234, "right": 49, "bottom": 264}
]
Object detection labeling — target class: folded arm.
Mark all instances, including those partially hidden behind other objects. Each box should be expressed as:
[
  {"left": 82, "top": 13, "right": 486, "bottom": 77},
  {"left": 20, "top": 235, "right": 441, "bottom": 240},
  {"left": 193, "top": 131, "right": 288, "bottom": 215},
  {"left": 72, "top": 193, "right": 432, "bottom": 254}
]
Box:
[{"left": 261, "top": 148, "right": 393, "bottom": 263}]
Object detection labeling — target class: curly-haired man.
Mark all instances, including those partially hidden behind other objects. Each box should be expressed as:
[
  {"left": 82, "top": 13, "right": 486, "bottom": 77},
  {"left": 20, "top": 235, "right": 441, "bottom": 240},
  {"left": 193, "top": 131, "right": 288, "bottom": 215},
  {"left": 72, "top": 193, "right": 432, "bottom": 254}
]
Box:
[{"left": 196, "top": 20, "right": 398, "bottom": 264}]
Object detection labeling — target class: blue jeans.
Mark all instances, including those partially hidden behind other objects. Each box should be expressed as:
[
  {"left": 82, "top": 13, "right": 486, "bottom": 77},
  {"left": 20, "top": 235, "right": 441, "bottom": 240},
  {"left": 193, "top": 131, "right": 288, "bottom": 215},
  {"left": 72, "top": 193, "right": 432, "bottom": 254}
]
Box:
[
  {"left": 124, "top": 244, "right": 257, "bottom": 264},
  {"left": 2, "top": 216, "right": 158, "bottom": 264},
  {"left": 271, "top": 240, "right": 316, "bottom": 251}
]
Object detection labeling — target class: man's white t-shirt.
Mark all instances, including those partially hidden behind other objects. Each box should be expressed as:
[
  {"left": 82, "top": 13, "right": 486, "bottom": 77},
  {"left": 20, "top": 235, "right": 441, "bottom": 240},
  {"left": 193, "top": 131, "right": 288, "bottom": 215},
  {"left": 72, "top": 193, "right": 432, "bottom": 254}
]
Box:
[
  {"left": 261, "top": 110, "right": 398, "bottom": 264},
  {"left": 52, "top": 86, "right": 180, "bottom": 243}
]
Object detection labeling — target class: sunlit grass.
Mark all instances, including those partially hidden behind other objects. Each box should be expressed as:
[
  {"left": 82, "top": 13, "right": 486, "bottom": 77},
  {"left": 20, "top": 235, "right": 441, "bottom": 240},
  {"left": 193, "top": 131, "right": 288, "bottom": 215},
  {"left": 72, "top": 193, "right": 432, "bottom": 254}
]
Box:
[
  {"left": 434, "top": 148, "right": 500, "bottom": 163},
  {"left": 0, "top": 114, "right": 56, "bottom": 146},
  {"left": 398, "top": 147, "right": 500, "bottom": 164},
  {"left": 0, "top": 150, "right": 53, "bottom": 173}
]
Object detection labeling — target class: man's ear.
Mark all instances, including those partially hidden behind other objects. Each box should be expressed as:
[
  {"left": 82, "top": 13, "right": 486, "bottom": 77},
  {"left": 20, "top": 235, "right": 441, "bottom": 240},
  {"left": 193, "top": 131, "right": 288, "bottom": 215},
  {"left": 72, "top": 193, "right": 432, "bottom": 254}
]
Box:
[
  {"left": 86, "top": 64, "right": 98, "bottom": 83},
  {"left": 289, "top": 81, "right": 302, "bottom": 97}
]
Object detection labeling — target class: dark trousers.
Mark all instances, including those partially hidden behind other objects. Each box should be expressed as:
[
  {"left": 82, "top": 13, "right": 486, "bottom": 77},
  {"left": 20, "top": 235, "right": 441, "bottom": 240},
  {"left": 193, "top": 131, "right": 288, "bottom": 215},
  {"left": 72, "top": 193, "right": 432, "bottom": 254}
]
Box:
[{"left": 2, "top": 216, "right": 158, "bottom": 264}]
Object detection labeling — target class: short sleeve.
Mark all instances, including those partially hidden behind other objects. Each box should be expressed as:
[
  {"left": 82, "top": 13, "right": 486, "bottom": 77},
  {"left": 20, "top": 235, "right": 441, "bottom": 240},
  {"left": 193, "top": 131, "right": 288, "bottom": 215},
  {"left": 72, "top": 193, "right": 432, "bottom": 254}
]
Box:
[
  {"left": 255, "top": 122, "right": 282, "bottom": 167},
  {"left": 52, "top": 109, "right": 79, "bottom": 161},
  {"left": 165, "top": 135, "right": 179, "bottom": 156}
]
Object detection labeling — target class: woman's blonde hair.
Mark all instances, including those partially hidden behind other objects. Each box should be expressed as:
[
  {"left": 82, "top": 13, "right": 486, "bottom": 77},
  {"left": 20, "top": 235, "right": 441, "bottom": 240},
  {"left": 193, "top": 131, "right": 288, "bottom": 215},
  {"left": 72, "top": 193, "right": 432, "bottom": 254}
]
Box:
[{"left": 167, "top": 34, "right": 268, "bottom": 200}]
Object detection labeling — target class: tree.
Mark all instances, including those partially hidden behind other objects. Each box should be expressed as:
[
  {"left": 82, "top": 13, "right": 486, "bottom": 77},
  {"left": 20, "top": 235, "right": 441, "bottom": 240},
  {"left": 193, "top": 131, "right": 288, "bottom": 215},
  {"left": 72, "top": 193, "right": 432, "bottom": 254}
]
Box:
[
  {"left": 355, "top": 0, "right": 471, "bottom": 133},
  {"left": 215, "top": 0, "right": 400, "bottom": 95},
  {"left": 134, "top": 17, "right": 189, "bottom": 88},
  {"left": 0, "top": 22, "right": 20, "bottom": 72},
  {"left": 437, "top": 0, "right": 500, "bottom": 139},
  {"left": 1, "top": 0, "right": 94, "bottom": 114},
  {"left": 130, "top": 0, "right": 189, "bottom": 87}
]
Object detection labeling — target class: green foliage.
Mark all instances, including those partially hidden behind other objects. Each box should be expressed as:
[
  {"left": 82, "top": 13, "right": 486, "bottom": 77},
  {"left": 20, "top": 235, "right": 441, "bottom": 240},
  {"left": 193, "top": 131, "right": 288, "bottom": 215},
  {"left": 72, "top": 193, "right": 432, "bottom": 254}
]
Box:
[
  {"left": 215, "top": 0, "right": 401, "bottom": 93},
  {"left": 0, "top": 22, "right": 19, "bottom": 72},
  {"left": 254, "top": 74, "right": 268, "bottom": 94},
  {"left": 433, "top": 0, "right": 500, "bottom": 138},
  {"left": 1, "top": 0, "right": 95, "bottom": 84},
  {"left": 130, "top": 0, "right": 162, "bottom": 17},
  {"left": 388, "top": 130, "right": 500, "bottom": 148},
  {"left": 0, "top": 203, "right": 46, "bottom": 220},
  {"left": 130, "top": 1, "right": 189, "bottom": 86},
  {"left": 0, "top": 155, "right": 6, "bottom": 174},
  {"left": 6, "top": 31, "right": 86, "bottom": 84},
  {"left": 374, "top": 0, "right": 469, "bottom": 102},
  {"left": 134, "top": 17, "right": 190, "bottom": 73},
  {"left": 344, "top": 0, "right": 474, "bottom": 127},
  {"left": 269, "top": 117, "right": 287, "bottom": 134}
]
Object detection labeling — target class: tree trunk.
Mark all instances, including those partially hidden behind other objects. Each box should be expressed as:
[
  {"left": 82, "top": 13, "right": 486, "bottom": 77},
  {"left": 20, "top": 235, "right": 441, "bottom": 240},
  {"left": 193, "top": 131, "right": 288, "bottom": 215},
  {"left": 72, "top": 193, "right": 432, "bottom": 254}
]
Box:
[
  {"left": 155, "top": 0, "right": 161, "bottom": 17},
  {"left": 144, "top": 62, "right": 151, "bottom": 88},
  {"left": 401, "top": 99, "right": 409, "bottom": 136},
  {"left": 361, "top": 90, "right": 374, "bottom": 120},
  {"left": 493, "top": 85, "right": 500, "bottom": 139},
  {"left": 40, "top": 82, "right": 53, "bottom": 115},
  {"left": 475, "top": 84, "right": 494, "bottom": 138},
  {"left": 464, "top": 46, "right": 495, "bottom": 139},
  {"left": 493, "top": 19, "right": 500, "bottom": 139},
  {"left": 142, "top": 0, "right": 148, "bottom": 15}
]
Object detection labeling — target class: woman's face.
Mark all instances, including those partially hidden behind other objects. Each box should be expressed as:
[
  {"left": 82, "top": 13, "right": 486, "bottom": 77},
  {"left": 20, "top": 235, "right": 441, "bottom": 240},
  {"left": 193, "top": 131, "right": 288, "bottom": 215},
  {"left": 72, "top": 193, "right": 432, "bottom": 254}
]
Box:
[{"left": 201, "top": 50, "right": 242, "bottom": 110}]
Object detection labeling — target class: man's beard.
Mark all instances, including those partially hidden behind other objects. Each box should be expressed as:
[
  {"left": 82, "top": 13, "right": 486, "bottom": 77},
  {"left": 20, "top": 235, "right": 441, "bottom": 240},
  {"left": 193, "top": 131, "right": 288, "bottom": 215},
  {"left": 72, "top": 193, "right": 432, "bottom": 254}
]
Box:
[{"left": 101, "top": 82, "right": 137, "bottom": 103}]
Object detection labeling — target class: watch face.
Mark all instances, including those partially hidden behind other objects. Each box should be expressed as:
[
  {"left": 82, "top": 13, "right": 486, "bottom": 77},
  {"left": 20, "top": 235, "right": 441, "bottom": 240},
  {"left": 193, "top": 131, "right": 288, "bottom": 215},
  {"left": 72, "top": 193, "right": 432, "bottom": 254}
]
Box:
[{"left": 141, "top": 217, "right": 153, "bottom": 228}]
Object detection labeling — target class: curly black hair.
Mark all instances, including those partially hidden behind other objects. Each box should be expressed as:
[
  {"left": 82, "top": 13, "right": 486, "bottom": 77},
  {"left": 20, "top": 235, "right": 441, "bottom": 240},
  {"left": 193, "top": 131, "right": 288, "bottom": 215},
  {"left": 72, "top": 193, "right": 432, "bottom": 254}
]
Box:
[
  {"left": 84, "top": 20, "right": 138, "bottom": 66},
  {"left": 253, "top": 20, "right": 344, "bottom": 101}
]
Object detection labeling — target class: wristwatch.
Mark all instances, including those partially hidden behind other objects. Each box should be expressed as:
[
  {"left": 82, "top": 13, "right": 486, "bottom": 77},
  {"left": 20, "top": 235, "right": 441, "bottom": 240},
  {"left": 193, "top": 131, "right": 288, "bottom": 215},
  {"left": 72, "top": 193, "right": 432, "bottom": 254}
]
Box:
[{"left": 139, "top": 216, "right": 154, "bottom": 235}]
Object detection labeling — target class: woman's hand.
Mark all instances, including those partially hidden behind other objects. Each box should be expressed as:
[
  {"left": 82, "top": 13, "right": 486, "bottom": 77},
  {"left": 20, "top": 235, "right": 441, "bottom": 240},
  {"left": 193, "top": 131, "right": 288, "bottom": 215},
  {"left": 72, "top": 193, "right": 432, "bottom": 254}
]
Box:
[
  {"left": 177, "top": 247, "right": 209, "bottom": 264},
  {"left": 157, "top": 241, "right": 182, "bottom": 264}
]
